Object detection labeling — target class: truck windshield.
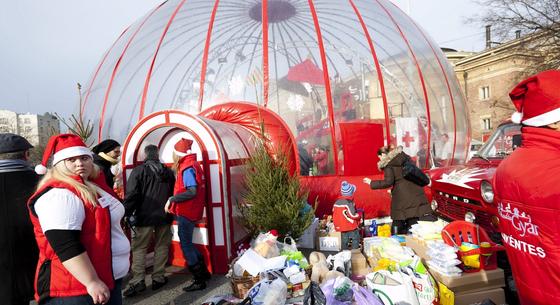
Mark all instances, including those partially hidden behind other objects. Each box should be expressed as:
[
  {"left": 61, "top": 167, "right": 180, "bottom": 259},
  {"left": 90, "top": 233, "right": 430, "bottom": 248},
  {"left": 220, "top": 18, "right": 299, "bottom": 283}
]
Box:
[{"left": 477, "top": 123, "right": 522, "bottom": 158}]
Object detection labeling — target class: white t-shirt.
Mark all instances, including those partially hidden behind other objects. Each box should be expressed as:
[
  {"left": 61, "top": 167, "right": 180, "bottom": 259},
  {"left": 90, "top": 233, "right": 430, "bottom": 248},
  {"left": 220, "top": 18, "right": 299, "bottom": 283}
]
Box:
[{"left": 35, "top": 187, "right": 131, "bottom": 280}]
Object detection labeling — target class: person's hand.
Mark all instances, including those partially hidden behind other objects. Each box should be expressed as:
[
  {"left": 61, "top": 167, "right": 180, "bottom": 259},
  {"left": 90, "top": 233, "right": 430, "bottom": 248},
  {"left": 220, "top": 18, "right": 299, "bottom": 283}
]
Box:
[
  {"left": 86, "top": 279, "right": 110, "bottom": 304},
  {"left": 363, "top": 177, "right": 371, "bottom": 185},
  {"left": 164, "top": 199, "right": 172, "bottom": 213}
]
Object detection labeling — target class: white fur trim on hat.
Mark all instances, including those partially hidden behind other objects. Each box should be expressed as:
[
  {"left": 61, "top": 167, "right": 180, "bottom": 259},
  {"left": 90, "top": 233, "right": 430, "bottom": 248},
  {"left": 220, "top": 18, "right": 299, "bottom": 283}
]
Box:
[
  {"left": 522, "top": 107, "right": 560, "bottom": 127},
  {"left": 35, "top": 164, "right": 47, "bottom": 175},
  {"left": 511, "top": 111, "right": 523, "bottom": 124},
  {"left": 174, "top": 149, "right": 188, "bottom": 157},
  {"left": 52, "top": 146, "right": 93, "bottom": 165}
]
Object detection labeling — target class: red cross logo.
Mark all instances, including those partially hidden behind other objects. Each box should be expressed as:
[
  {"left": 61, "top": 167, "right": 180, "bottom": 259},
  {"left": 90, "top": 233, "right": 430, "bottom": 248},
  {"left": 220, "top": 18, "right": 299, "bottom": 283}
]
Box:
[{"left": 402, "top": 131, "right": 415, "bottom": 147}]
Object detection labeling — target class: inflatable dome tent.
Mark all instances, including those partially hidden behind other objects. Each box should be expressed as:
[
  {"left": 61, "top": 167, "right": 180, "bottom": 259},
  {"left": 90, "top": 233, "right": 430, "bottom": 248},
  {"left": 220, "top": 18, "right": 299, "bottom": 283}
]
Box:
[{"left": 82, "top": 0, "right": 470, "bottom": 272}]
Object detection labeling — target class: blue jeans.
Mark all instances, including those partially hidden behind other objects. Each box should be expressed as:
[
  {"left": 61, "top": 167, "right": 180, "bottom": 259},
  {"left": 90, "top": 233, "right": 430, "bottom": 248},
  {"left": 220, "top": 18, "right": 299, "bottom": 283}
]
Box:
[
  {"left": 41, "top": 279, "right": 122, "bottom": 305},
  {"left": 177, "top": 215, "right": 203, "bottom": 266}
]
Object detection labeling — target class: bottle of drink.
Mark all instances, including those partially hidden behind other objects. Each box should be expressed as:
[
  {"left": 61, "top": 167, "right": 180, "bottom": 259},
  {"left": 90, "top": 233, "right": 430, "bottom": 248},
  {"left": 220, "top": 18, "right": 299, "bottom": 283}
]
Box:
[{"left": 370, "top": 220, "right": 378, "bottom": 236}]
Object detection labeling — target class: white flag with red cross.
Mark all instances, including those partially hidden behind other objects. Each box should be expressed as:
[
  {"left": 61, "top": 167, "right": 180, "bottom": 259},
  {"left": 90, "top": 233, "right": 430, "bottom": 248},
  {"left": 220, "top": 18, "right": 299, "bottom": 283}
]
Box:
[{"left": 395, "top": 117, "right": 419, "bottom": 156}]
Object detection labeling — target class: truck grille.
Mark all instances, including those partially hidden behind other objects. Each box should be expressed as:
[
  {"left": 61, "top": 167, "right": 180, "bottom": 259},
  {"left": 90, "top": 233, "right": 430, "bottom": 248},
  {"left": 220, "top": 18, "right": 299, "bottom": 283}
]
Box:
[{"left": 435, "top": 191, "right": 494, "bottom": 233}]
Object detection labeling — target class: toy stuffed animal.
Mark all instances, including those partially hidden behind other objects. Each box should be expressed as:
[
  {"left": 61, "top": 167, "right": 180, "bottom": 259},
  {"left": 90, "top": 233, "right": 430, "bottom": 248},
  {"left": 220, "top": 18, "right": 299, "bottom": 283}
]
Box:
[{"left": 310, "top": 251, "right": 330, "bottom": 283}]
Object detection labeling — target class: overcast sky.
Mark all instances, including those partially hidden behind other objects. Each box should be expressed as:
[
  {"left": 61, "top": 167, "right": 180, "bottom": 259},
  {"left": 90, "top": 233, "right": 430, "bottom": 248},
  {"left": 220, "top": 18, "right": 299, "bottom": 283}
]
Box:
[{"left": 0, "top": 0, "right": 484, "bottom": 117}]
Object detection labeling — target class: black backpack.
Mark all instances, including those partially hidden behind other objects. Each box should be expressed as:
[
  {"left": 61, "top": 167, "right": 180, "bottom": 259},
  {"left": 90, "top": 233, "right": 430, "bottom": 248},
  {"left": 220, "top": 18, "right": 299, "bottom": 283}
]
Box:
[{"left": 402, "top": 160, "right": 430, "bottom": 186}]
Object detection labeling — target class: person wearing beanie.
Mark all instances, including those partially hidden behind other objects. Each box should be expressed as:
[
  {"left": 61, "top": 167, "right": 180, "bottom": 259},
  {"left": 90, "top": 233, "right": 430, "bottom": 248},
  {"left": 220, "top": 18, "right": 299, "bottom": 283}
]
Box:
[
  {"left": 332, "top": 181, "right": 361, "bottom": 249},
  {"left": 28, "top": 134, "right": 130, "bottom": 305},
  {"left": 91, "top": 139, "right": 121, "bottom": 188},
  {"left": 493, "top": 70, "right": 560, "bottom": 305},
  {"left": 363, "top": 146, "right": 434, "bottom": 234},
  {"left": 164, "top": 138, "right": 210, "bottom": 291},
  {"left": 0, "top": 133, "right": 39, "bottom": 305},
  {"left": 122, "top": 145, "right": 175, "bottom": 297}
]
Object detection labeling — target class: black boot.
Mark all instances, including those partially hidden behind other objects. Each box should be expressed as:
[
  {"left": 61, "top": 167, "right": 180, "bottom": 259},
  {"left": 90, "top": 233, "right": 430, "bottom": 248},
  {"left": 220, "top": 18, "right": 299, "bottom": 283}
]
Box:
[
  {"left": 182, "top": 262, "right": 208, "bottom": 292},
  {"left": 198, "top": 260, "right": 212, "bottom": 280}
]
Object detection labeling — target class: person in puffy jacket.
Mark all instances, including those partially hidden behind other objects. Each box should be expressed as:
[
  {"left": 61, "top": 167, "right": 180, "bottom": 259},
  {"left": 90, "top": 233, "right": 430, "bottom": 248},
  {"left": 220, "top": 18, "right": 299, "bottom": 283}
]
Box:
[
  {"left": 363, "top": 146, "right": 434, "bottom": 234},
  {"left": 122, "top": 145, "right": 175, "bottom": 297},
  {"left": 332, "top": 181, "right": 361, "bottom": 249},
  {"left": 493, "top": 70, "right": 560, "bottom": 305},
  {"left": 28, "top": 134, "right": 129, "bottom": 305}
]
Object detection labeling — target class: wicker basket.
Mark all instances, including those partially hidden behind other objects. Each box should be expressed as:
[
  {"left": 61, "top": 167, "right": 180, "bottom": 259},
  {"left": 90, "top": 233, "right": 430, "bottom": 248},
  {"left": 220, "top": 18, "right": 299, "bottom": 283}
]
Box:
[
  {"left": 228, "top": 257, "right": 261, "bottom": 299},
  {"left": 230, "top": 274, "right": 260, "bottom": 299}
]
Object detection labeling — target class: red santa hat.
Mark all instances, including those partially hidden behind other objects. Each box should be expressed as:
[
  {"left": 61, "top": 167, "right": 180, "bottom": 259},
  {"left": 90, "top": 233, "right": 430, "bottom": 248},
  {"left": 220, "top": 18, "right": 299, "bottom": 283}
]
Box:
[
  {"left": 174, "top": 138, "right": 193, "bottom": 157},
  {"left": 509, "top": 70, "right": 560, "bottom": 127},
  {"left": 35, "top": 134, "right": 92, "bottom": 175}
]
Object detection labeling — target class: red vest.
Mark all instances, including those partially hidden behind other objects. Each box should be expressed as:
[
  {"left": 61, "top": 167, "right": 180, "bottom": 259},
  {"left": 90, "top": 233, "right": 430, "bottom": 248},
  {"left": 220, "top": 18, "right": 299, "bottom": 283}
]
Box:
[
  {"left": 332, "top": 196, "right": 361, "bottom": 232},
  {"left": 27, "top": 176, "right": 114, "bottom": 302},
  {"left": 493, "top": 127, "right": 560, "bottom": 305},
  {"left": 171, "top": 154, "right": 206, "bottom": 221}
]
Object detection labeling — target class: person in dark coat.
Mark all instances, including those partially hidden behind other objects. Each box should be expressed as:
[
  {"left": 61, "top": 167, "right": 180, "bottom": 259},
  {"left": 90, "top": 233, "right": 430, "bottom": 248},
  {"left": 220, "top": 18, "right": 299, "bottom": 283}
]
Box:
[
  {"left": 298, "top": 142, "right": 313, "bottom": 176},
  {"left": 363, "top": 146, "right": 434, "bottom": 234},
  {"left": 0, "top": 133, "right": 39, "bottom": 305},
  {"left": 122, "top": 145, "right": 175, "bottom": 297},
  {"left": 92, "top": 139, "right": 121, "bottom": 188}
]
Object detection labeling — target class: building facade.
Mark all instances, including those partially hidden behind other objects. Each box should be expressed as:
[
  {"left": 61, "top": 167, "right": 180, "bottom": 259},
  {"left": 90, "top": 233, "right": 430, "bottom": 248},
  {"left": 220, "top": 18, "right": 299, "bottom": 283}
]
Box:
[
  {"left": 0, "top": 109, "right": 60, "bottom": 147},
  {"left": 444, "top": 35, "right": 540, "bottom": 141}
]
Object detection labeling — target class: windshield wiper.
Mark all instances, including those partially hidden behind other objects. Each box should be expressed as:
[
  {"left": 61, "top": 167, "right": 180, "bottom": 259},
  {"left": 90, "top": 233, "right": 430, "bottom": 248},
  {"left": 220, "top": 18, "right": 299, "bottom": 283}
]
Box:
[{"left": 473, "top": 153, "right": 490, "bottom": 162}]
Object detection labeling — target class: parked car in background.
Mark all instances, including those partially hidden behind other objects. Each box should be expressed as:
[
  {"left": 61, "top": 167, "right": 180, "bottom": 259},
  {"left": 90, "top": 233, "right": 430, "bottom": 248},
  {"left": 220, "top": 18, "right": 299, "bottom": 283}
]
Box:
[{"left": 428, "top": 122, "right": 521, "bottom": 239}]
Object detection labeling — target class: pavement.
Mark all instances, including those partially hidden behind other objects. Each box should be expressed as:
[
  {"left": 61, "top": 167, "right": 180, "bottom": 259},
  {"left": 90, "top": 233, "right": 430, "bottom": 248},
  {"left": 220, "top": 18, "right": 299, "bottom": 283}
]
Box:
[{"left": 122, "top": 266, "right": 235, "bottom": 305}]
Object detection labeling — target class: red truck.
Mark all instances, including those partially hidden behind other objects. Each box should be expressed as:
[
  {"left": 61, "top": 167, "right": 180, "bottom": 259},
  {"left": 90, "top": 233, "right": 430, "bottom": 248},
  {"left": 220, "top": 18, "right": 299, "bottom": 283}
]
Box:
[{"left": 428, "top": 122, "right": 522, "bottom": 238}]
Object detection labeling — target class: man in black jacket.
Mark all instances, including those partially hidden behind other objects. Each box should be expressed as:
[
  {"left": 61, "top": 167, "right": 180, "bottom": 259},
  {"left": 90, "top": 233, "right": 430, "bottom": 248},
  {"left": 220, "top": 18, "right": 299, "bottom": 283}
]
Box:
[
  {"left": 123, "top": 145, "right": 175, "bottom": 296},
  {"left": 0, "top": 133, "right": 39, "bottom": 305}
]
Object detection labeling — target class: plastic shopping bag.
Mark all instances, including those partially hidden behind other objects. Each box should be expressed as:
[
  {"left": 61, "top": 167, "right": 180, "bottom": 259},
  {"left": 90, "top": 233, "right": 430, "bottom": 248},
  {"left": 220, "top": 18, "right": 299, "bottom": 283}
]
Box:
[
  {"left": 401, "top": 267, "right": 438, "bottom": 305},
  {"left": 304, "top": 281, "right": 327, "bottom": 305},
  {"left": 366, "top": 270, "right": 420, "bottom": 305},
  {"left": 352, "top": 285, "right": 384, "bottom": 305}
]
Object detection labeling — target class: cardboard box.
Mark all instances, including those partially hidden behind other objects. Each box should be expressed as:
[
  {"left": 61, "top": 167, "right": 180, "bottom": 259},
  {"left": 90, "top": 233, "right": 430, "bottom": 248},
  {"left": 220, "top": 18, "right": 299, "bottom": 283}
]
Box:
[
  {"left": 316, "top": 231, "right": 341, "bottom": 251},
  {"left": 454, "top": 288, "right": 506, "bottom": 305},
  {"left": 297, "top": 218, "right": 319, "bottom": 249},
  {"left": 405, "top": 235, "right": 430, "bottom": 262},
  {"left": 431, "top": 268, "right": 505, "bottom": 292}
]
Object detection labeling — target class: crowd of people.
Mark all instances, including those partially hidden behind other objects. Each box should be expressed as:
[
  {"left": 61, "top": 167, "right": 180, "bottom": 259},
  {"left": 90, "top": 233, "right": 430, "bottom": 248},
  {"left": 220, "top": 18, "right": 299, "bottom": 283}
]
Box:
[
  {"left": 0, "top": 71, "right": 558, "bottom": 305},
  {"left": 1, "top": 133, "right": 208, "bottom": 305}
]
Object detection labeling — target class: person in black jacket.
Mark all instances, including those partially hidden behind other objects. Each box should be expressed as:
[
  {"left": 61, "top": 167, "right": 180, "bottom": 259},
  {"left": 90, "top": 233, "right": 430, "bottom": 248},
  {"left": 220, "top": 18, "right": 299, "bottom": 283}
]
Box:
[
  {"left": 92, "top": 139, "right": 121, "bottom": 188},
  {"left": 122, "top": 145, "right": 175, "bottom": 297},
  {"left": 0, "top": 133, "right": 39, "bottom": 305},
  {"left": 363, "top": 146, "right": 435, "bottom": 234}
]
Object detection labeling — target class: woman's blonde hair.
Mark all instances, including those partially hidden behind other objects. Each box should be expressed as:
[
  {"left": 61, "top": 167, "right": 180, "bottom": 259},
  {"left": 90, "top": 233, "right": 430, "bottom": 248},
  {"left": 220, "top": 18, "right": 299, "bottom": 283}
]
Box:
[
  {"left": 172, "top": 152, "right": 181, "bottom": 173},
  {"left": 37, "top": 158, "right": 101, "bottom": 206}
]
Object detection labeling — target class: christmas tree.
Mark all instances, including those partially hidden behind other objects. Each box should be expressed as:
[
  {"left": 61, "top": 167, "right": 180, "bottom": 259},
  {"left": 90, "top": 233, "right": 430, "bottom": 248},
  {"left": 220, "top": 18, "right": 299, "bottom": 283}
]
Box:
[{"left": 240, "top": 141, "right": 315, "bottom": 239}]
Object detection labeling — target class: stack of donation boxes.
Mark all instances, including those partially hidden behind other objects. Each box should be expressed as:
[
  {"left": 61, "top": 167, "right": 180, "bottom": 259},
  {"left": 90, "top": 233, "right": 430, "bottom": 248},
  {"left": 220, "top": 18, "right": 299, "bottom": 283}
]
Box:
[{"left": 406, "top": 221, "right": 506, "bottom": 305}]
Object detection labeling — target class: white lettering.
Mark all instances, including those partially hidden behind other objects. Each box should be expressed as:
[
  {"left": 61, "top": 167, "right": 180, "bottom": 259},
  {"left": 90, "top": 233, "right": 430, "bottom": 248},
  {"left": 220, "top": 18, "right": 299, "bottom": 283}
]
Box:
[{"left": 501, "top": 233, "right": 546, "bottom": 259}]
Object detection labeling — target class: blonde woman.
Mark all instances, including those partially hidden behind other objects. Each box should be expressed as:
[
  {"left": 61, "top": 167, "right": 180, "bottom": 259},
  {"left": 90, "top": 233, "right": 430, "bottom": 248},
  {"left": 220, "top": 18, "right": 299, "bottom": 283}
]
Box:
[
  {"left": 28, "top": 134, "right": 130, "bottom": 305},
  {"left": 164, "top": 138, "right": 210, "bottom": 291}
]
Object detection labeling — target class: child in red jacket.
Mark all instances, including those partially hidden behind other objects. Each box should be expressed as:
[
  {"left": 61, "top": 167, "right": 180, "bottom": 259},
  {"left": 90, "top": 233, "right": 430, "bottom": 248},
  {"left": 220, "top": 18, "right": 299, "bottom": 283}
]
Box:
[{"left": 332, "top": 181, "right": 361, "bottom": 249}]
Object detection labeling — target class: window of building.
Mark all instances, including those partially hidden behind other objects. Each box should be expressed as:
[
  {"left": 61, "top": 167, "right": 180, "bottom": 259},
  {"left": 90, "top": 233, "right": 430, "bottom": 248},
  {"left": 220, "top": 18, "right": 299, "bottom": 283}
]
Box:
[
  {"left": 24, "top": 118, "right": 31, "bottom": 124},
  {"left": 0, "top": 118, "right": 8, "bottom": 125},
  {"left": 479, "top": 86, "right": 490, "bottom": 100},
  {"left": 482, "top": 118, "right": 492, "bottom": 131}
]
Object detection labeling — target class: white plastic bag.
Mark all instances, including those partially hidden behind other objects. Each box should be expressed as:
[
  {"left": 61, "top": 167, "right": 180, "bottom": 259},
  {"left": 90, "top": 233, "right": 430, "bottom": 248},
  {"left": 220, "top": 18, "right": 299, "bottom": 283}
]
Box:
[
  {"left": 401, "top": 267, "right": 438, "bottom": 305},
  {"left": 248, "top": 278, "right": 288, "bottom": 305},
  {"left": 366, "top": 270, "right": 420, "bottom": 305}
]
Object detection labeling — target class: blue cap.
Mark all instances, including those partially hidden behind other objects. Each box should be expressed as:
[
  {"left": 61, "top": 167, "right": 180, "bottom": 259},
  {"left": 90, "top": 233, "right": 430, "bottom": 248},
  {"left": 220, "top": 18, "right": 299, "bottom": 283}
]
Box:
[{"left": 341, "top": 181, "right": 356, "bottom": 196}]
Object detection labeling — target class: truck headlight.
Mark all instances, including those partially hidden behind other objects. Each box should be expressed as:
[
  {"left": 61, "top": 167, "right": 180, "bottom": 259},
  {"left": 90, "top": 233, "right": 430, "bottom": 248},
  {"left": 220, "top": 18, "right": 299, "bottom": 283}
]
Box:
[
  {"left": 481, "top": 180, "right": 494, "bottom": 203},
  {"left": 465, "top": 212, "right": 476, "bottom": 223},
  {"left": 431, "top": 200, "right": 438, "bottom": 211}
]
